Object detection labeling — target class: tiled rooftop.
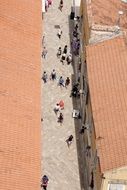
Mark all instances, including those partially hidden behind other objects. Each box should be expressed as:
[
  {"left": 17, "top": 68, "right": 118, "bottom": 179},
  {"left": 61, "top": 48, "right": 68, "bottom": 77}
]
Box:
[
  {"left": 0, "top": 1, "right": 41, "bottom": 189},
  {"left": 86, "top": 36, "right": 127, "bottom": 172},
  {"left": 91, "top": 0, "right": 127, "bottom": 29}
]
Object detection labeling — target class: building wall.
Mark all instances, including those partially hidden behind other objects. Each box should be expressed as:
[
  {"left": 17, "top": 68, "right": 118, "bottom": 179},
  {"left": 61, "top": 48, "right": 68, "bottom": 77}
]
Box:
[
  {"left": 80, "top": 0, "right": 90, "bottom": 46},
  {"left": 80, "top": 88, "right": 103, "bottom": 190},
  {"left": 79, "top": 2, "right": 127, "bottom": 190},
  {"left": 101, "top": 166, "right": 127, "bottom": 190},
  {"left": 79, "top": 0, "right": 91, "bottom": 129}
]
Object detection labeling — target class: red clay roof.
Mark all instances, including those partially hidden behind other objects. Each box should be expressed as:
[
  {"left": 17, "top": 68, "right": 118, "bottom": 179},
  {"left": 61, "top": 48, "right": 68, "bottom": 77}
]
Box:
[
  {"left": 86, "top": 36, "right": 127, "bottom": 172},
  {"left": 91, "top": 0, "right": 127, "bottom": 29},
  {"left": 0, "top": 1, "right": 41, "bottom": 189}
]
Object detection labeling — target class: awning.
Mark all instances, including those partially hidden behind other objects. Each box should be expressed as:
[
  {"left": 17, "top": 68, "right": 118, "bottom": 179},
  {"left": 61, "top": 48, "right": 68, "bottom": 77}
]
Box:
[
  {"left": 42, "top": 0, "right": 45, "bottom": 13},
  {"left": 71, "top": 0, "right": 81, "bottom": 17}
]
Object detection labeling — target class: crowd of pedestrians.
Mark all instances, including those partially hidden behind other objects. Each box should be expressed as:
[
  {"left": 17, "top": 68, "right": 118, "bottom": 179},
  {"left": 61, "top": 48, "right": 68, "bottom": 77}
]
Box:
[{"left": 41, "top": 1, "right": 82, "bottom": 189}]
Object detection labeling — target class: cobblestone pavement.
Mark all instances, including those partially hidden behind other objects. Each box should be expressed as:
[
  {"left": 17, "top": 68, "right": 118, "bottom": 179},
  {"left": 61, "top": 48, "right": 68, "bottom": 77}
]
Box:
[{"left": 41, "top": 0, "right": 81, "bottom": 189}]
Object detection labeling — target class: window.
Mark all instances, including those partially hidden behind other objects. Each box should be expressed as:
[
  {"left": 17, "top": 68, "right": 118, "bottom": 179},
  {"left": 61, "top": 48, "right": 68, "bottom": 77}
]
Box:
[{"left": 108, "top": 184, "right": 125, "bottom": 190}]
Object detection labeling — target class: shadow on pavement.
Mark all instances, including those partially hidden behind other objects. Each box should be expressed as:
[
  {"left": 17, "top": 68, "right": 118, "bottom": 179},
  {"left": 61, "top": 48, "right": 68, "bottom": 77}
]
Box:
[{"left": 68, "top": 15, "right": 88, "bottom": 190}]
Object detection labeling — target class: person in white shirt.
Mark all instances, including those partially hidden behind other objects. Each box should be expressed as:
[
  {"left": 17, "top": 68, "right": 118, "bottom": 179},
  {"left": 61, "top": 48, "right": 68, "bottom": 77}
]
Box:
[
  {"left": 54, "top": 103, "right": 60, "bottom": 114},
  {"left": 57, "top": 27, "right": 62, "bottom": 39}
]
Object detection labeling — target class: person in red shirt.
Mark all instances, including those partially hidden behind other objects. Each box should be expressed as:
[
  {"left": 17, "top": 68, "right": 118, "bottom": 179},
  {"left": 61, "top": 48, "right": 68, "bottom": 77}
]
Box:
[{"left": 59, "top": 100, "right": 64, "bottom": 110}]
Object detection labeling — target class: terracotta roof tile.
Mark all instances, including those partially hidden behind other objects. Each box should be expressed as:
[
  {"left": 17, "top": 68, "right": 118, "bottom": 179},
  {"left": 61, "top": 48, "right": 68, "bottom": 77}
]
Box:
[
  {"left": 0, "top": 0, "right": 42, "bottom": 189},
  {"left": 86, "top": 36, "right": 127, "bottom": 172},
  {"left": 89, "top": 0, "right": 127, "bottom": 29}
]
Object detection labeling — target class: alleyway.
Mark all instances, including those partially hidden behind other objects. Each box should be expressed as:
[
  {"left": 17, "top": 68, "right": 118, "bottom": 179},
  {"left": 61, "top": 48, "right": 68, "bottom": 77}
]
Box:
[{"left": 41, "top": 0, "right": 81, "bottom": 190}]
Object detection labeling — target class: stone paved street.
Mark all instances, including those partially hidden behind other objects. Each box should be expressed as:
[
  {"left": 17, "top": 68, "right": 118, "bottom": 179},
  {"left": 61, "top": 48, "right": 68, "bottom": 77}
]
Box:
[{"left": 41, "top": 0, "right": 81, "bottom": 190}]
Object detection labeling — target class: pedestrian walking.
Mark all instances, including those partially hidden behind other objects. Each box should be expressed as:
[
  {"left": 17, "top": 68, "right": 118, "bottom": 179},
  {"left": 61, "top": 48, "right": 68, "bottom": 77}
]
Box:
[
  {"left": 42, "top": 33, "right": 45, "bottom": 45},
  {"left": 50, "top": 69, "right": 56, "bottom": 80},
  {"left": 73, "top": 29, "right": 78, "bottom": 38},
  {"left": 57, "top": 112, "right": 63, "bottom": 123},
  {"left": 63, "top": 45, "right": 68, "bottom": 54},
  {"left": 42, "top": 71, "right": 48, "bottom": 83},
  {"left": 66, "top": 53, "right": 72, "bottom": 64},
  {"left": 65, "top": 77, "right": 70, "bottom": 88},
  {"left": 74, "top": 24, "right": 78, "bottom": 31},
  {"left": 42, "top": 47, "right": 48, "bottom": 59},
  {"left": 45, "top": 0, "right": 49, "bottom": 12},
  {"left": 48, "top": 0, "right": 52, "bottom": 5},
  {"left": 41, "top": 175, "right": 49, "bottom": 190},
  {"left": 79, "top": 125, "right": 85, "bottom": 134},
  {"left": 59, "top": 100, "right": 64, "bottom": 109},
  {"left": 60, "top": 53, "right": 66, "bottom": 64},
  {"left": 71, "top": 37, "right": 77, "bottom": 54},
  {"left": 74, "top": 39, "right": 80, "bottom": 56},
  {"left": 70, "top": 83, "right": 79, "bottom": 97},
  {"left": 58, "top": 76, "right": 64, "bottom": 87},
  {"left": 57, "top": 47, "right": 62, "bottom": 58},
  {"left": 66, "top": 135, "right": 73, "bottom": 147},
  {"left": 59, "top": 0, "right": 63, "bottom": 11},
  {"left": 57, "top": 27, "right": 62, "bottom": 39},
  {"left": 54, "top": 103, "right": 60, "bottom": 114}
]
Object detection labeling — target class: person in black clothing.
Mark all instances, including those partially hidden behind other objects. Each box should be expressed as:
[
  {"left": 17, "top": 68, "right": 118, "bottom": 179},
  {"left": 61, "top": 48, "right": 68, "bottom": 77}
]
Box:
[
  {"left": 63, "top": 45, "right": 68, "bottom": 54},
  {"left": 60, "top": 53, "right": 66, "bottom": 64},
  {"left": 59, "top": 0, "right": 63, "bottom": 11},
  {"left": 65, "top": 77, "right": 70, "bottom": 88},
  {"left": 41, "top": 175, "right": 49, "bottom": 190},
  {"left": 66, "top": 53, "right": 72, "bottom": 64},
  {"left": 79, "top": 125, "right": 85, "bottom": 134},
  {"left": 70, "top": 83, "right": 79, "bottom": 97},
  {"left": 66, "top": 135, "right": 73, "bottom": 147},
  {"left": 58, "top": 112, "right": 64, "bottom": 123},
  {"left": 73, "top": 30, "right": 78, "bottom": 38},
  {"left": 50, "top": 69, "right": 56, "bottom": 80}
]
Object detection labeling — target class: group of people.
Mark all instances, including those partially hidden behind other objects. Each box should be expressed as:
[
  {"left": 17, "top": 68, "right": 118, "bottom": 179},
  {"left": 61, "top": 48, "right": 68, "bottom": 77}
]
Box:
[
  {"left": 41, "top": 2, "right": 81, "bottom": 190},
  {"left": 56, "top": 43, "right": 72, "bottom": 65},
  {"left": 42, "top": 70, "right": 70, "bottom": 88},
  {"left": 45, "top": 0, "right": 63, "bottom": 12},
  {"left": 71, "top": 24, "right": 80, "bottom": 56}
]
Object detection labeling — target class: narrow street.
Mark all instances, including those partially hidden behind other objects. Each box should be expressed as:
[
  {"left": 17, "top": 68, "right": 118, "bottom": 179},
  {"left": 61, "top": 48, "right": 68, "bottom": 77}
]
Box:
[{"left": 41, "top": 0, "right": 81, "bottom": 189}]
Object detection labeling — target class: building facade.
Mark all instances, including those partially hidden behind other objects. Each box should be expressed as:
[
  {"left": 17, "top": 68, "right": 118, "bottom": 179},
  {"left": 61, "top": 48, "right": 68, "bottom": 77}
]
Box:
[
  {"left": 81, "top": 36, "right": 127, "bottom": 190},
  {"left": 78, "top": 1, "right": 127, "bottom": 189}
]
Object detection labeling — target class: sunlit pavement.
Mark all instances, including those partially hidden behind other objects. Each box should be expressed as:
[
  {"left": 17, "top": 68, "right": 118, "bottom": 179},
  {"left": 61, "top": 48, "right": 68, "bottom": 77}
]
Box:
[{"left": 41, "top": 1, "right": 81, "bottom": 189}]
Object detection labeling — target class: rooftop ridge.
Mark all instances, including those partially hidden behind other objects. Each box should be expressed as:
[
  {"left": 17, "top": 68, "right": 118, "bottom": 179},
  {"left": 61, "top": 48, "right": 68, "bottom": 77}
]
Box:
[{"left": 91, "top": 24, "right": 121, "bottom": 33}]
